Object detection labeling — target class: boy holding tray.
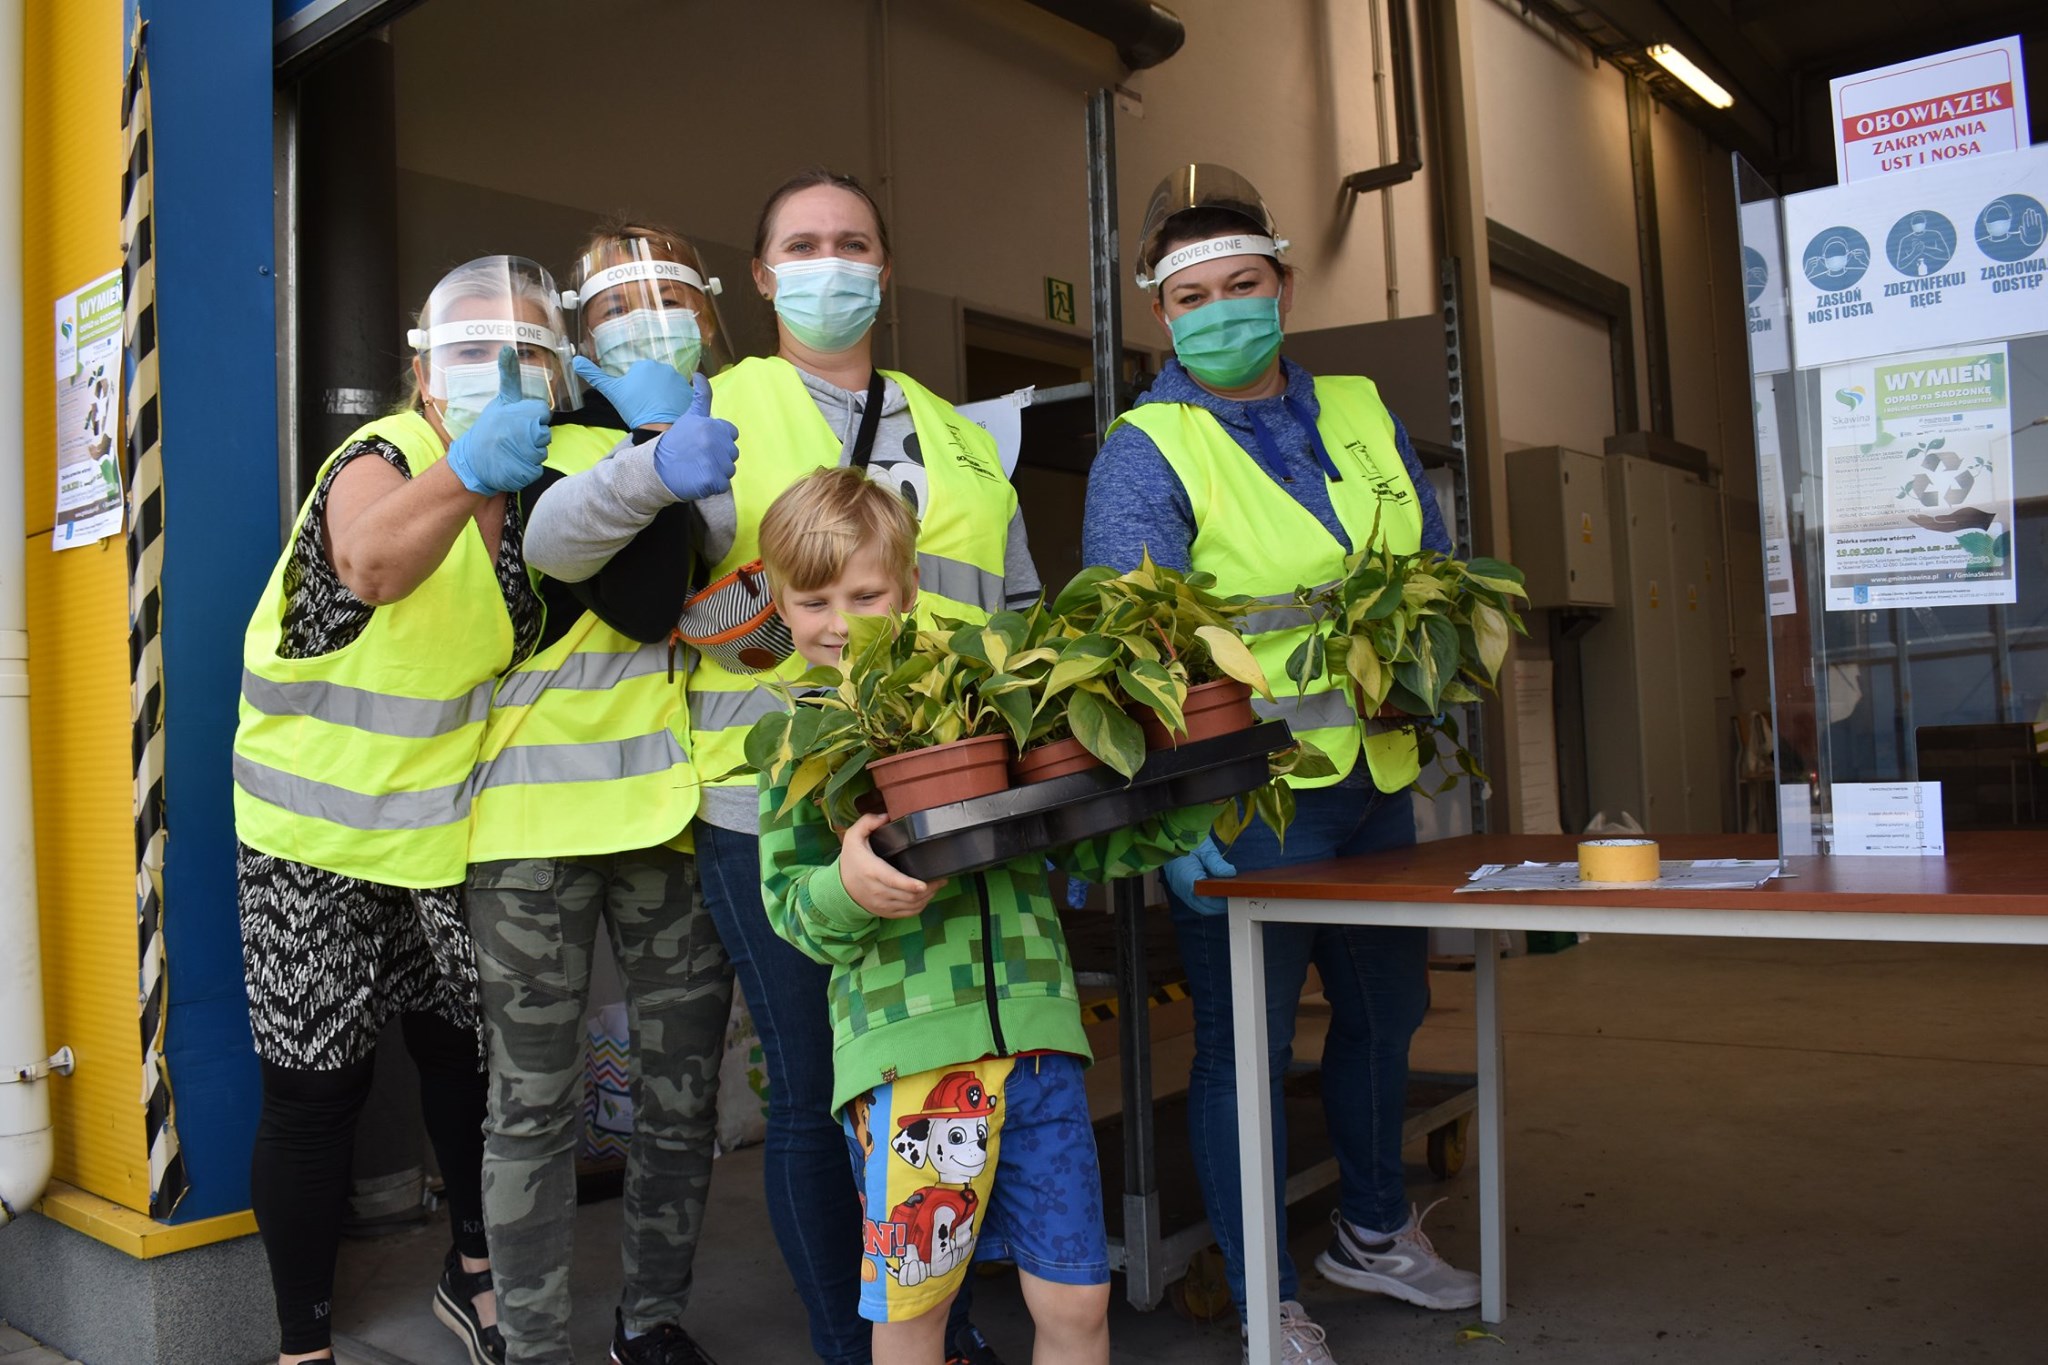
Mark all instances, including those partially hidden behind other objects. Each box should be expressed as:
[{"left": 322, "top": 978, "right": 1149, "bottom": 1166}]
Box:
[{"left": 754, "top": 467, "right": 1215, "bottom": 1365}]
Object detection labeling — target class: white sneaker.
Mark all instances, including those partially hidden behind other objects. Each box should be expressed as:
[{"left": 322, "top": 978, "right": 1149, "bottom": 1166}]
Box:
[
  {"left": 1314, "top": 1198, "right": 1480, "bottom": 1310},
  {"left": 1241, "top": 1298, "right": 1338, "bottom": 1364}
]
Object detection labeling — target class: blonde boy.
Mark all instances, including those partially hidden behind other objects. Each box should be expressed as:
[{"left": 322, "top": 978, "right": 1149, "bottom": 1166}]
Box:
[{"left": 755, "top": 468, "right": 1213, "bottom": 1365}]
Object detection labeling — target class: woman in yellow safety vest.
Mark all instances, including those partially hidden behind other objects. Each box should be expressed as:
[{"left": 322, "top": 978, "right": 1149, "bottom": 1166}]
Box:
[
  {"left": 464, "top": 223, "right": 739, "bottom": 1364},
  {"left": 525, "top": 170, "right": 1032, "bottom": 1365},
  {"left": 233, "top": 255, "right": 572, "bottom": 1365},
  {"left": 1081, "top": 165, "right": 1474, "bottom": 1364}
]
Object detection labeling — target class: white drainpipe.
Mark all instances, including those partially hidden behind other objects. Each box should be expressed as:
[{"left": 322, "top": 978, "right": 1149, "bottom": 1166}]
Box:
[{"left": 0, "top": 0, "right": 67, "bottom": 1229}]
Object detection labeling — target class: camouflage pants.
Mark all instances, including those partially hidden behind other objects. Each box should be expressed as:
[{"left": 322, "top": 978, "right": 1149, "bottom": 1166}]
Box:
[{"left": 468, "top": 846, "right": 732, "bottom": 1363}]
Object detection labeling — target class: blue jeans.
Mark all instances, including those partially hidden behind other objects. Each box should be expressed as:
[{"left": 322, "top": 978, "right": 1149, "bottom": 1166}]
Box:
[
  {"left": 697, "top": 822, "right": 977, "bottom": 1363},
  {"left": 1167, "top": 782, "right": 1427, "bottom": 1315}
]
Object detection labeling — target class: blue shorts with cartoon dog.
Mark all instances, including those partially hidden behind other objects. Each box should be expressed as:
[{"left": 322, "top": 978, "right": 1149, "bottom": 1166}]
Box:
[{"left": 842, "top": 1051, "right": 1109, "bottom": 1322}]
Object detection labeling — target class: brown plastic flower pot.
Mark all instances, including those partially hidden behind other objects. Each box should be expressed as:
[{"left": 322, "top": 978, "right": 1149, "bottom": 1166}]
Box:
[
  {"left": 867, "top": 734, "right": 1013, "bottom": 821},
  {"left": 1010, "top": 735, "right": 1106, "bottom": 785},
  {"left": 1136, "top": 678, "right": 1257, "bottom": 749}
]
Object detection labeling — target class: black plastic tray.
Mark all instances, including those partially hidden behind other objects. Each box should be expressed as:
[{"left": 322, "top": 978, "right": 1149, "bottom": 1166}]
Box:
[{"left": 870, "top": 722, "right": 1294, "bottom": 882}]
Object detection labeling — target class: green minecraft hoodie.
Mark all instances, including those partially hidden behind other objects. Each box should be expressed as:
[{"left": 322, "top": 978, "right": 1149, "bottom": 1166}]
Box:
[{"left": 759, "top": 777, "right": 1215, "bottom": 1114}]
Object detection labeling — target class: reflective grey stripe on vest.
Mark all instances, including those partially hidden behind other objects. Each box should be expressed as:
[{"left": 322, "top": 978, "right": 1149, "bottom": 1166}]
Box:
[
  {"left": 242, "top": 669, "right": 494, "bottom": 739},
  {"left": 233, "top": 753, "right": 471, "bottom": 830},
  {"left": 491, "top": 644, "right": 670, "bottom": 710},
  {"left": 473, "top": 730, "right": 686, "bottom": 791},
  {"left": 1252, "top": 689, "right": 1358, "bottom": 732},
  {"left": 1239, "top": 581, "right": 1339, "bottom": 637},
  {"left": 918, "top": 552, "right": 1004, "bottom": 612},
  {"left": 692, "top": 687, "right": 785, "bottom": 732}
]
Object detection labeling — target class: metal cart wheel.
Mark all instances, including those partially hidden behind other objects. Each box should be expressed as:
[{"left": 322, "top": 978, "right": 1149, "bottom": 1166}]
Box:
[
  {"left": 1168, "top": 1246, "right": 1236, "bottom": 1322},
  {"left": 1426, "top": 1114, "right": 1471, "bottom": 1180}
]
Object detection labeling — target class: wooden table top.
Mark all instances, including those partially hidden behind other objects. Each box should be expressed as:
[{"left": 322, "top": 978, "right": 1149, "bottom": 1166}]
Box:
[{"left": 1205, "top": 831, "right": 2048, "bottom": 917}]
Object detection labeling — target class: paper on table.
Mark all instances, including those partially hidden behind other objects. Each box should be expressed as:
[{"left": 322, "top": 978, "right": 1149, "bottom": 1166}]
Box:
[
  {"left": 1831, "top": 781, "right": 1945, "bottom": 856},
  {"left": 1456, "top": 859, "right": 1783, "bottom": 893}
]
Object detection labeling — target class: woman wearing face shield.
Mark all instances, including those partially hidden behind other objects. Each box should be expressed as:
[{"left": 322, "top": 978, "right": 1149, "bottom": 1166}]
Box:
[
  {"left": 525, "top": 172, "right": 1034, "bottom": 1365},
  {"left": 464, "top": 223, "right": 739, "bottom": 1365},
  {"left": 232, "top": 255, "right": 571, "bottom": 1365},
  {"left": 1082, "top": 166, "right": 1476, "bottom": 1364}
]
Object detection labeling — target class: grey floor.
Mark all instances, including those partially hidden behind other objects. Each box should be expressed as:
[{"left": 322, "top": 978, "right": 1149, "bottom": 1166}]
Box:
[{"left": 330, "top": 936, "right": 2048, "bottom": 1364}]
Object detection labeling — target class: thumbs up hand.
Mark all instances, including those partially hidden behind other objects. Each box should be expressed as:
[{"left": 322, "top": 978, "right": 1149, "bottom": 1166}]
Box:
[
  {"left": 650, "top": 372, "right": 740, "bottom": 501},
  {"left": 445, "top": 346, "right": 553, "bottom": 495},
  {"left": 571, "top": 354, "right": 694, "bottom": 429}
]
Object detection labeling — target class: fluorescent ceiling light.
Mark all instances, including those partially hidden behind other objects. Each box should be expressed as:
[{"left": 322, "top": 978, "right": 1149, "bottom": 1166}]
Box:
[{"left": 1648, "top": 43, "right": 1734, "bottom": 109}]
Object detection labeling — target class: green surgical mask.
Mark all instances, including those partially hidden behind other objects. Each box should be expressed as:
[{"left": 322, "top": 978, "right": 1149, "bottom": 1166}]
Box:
[{"left": 1168, "top": 295, "right": 1283, "bottom": 390}]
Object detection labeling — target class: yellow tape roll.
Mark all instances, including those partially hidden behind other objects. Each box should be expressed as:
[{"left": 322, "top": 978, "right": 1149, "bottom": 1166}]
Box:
[{"left": 1578, "top": 838, "right": 1660, "bottom": 883}]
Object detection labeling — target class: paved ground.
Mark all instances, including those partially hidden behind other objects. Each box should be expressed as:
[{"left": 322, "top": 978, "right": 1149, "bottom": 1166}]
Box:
[
  {"left": 0, "top": 1320, "right": 83, "bottom": 1364},
  {"left": 325, "top": 934, "right": 2048, "bottom": 1364}
]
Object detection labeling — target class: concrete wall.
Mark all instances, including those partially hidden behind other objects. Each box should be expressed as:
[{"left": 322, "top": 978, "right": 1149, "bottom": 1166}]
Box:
[
  {"left": 1652, "top": 100, "right": 1754, "bottom": 485},
  {"left": 0, "top": 1211, "right": 270, "bottom": 1365},
  {"left": 1473, "top": 0, "right": 1648, "bottom": 433},
  {"left": 1463, "top": 0, "right": 1773, "bottom": 818}
]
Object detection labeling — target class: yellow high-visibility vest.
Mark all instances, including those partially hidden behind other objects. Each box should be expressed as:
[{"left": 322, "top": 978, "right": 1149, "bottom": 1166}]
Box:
[
  {"left": 234, "top": 411, "right": 514, "bottom": 888},
  {"left": 467, "top": 423, "right": 697, "bottom": 863},
  {"left": 689, "top": 356, "right": 1016, "bottom": 791},
  {"left": 1110, "top": 375, "right": 1425, "bottom": 791}
]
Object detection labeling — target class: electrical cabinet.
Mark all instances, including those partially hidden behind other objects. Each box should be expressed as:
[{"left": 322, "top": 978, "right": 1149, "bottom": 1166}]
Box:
[
  {"left": 1505, "top": 447, "right": 1615, "bottom": 608},
  {"left": 1579, "top": 456, "right": 1728, "bottom": 833}
]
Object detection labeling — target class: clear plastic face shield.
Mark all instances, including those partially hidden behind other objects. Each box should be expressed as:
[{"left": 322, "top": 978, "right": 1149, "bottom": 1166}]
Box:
[
  {"left": 566, "top": 233, "right": 733, "bottom": 380},
  {"left": 407, "top": 255, "right": 578, "bottom": 436},
  {"left": 1133, "top": 162, "right": 1290, "bottom": 290}
]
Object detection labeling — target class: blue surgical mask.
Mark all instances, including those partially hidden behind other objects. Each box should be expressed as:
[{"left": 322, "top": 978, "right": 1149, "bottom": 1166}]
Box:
[
  {"left": 433, "top": 359, "right": 553, "bottom": 440},
  {"left": 589, "top": 307, "right": 702, "bottom": 378},
  {"left": 1168, "top": 295, "right": 1284, "bottom": 390},
  {"left": 770, "top": 258, "right": 883, "bottom": 353}
]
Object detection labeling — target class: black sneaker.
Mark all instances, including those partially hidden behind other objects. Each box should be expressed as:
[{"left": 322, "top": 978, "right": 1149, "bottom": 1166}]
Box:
[
  {"left": 610, "top": 1307, "right": 721, "bottom": 1365},
  {"left": 430, "top": 1245, "right": 505, "bottom": 1365},
  {"left": 946, "top": 1322, "right": 1007, "bottom": 1365}
]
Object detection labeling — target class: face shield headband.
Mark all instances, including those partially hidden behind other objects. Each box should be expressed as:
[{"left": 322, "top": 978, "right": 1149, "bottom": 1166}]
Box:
[
  {"left": 564, "top": 258, "right": 724, "bottom": 311},
  {"left": 1137, "top": 232, "right": 1288, "bottom": 291}
]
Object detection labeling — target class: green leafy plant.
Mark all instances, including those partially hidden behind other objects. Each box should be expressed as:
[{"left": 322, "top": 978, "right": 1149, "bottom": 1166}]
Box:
[
  {"left": 746, "top": 558, "right": 1337, "bottom": 837},
  {"left": 1281, "top": 536, "right": 1529, "bottom": 794},
  {"left": 1013, "top": 556, "right": 1283, "bottom": 778},
  {"left": 1038, "top": 558, "right": 1331, "bottom": 838},
  {"left": 745, "top": 611, "right": 1019, "bottom": 829}
]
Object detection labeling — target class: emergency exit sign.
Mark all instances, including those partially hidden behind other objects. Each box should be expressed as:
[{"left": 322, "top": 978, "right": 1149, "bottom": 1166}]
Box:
[{"left": 1045, "top": 277, "right": 1076, "bottom": 326}]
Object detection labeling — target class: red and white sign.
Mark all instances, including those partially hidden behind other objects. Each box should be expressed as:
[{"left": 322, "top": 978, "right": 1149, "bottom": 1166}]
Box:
[{"left": 1832, "top": 38, "right": 2027, "bottom": 185}]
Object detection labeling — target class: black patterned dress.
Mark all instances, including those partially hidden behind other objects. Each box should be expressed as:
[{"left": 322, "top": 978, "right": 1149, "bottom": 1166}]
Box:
[{"left": 237, "top": 439, "right": 542, "bottom": 1070}]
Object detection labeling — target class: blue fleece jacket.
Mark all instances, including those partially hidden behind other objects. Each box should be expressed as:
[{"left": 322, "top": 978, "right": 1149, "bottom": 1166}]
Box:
[{"left": 1081, "top": 357, "right": 1451, "bottom": 574}]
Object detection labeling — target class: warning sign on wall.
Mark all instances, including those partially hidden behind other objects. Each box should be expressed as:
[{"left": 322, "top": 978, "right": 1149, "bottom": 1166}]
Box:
[
  {"left": 1831, "top": 37, "right": 2028, "bottom": 186},
  {"left": 1783, "top": 141, "right": 2047, "bottom": 369}
]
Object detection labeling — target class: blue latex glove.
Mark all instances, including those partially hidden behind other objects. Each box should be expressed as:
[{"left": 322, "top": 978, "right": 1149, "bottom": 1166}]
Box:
[
  {"left": 571, "top": 354, "right": 694, "bottom": 429},
  {"left": 1164, "top": 837, "right": 1237, "bottom": 916},
  {"left": 444, "top": 347, "right": 552, "bottom": 495},
  {"left": 651, "top": 373, "right": 740, "bottom": 501}
]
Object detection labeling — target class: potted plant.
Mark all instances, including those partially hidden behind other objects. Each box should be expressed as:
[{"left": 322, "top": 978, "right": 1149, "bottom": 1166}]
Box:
[
  {"left": 1280, "top": 536, "right": 1529, "bottom": 793},
  {"left": 745, "top": 611, "right": 1019, "bottom": 826},
  {"left": 1044, "top": 555, "right": 1275, "bottom": 754}
]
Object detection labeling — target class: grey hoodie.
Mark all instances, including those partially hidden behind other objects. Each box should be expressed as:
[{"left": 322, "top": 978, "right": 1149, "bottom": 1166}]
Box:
[{"left": 524, "top": 364, "right": 1040, "bottom": 833}]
